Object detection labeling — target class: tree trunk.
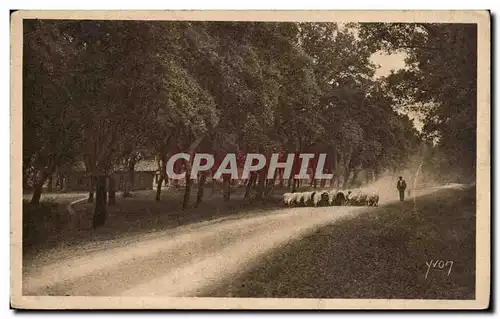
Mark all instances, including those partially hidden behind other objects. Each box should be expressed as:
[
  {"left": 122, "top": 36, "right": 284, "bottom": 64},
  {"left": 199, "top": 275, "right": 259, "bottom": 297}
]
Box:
[
  {"left": 155, "top": 175, "right": 164, "bottom": 201},
  {"left": 278, "top": 169, "right": 284, "bottom": 188},
  {"left": 88, "top": 175, "right": 95, "bottom": 203},
  {"left": 31, "top": 173, "right": 38, "bottom": 192},
  {"left": 108, "top": 174, "right": 116, "bottom": 205},
  {"left": 309, "top": 160, "right": 317, "bottom": 188},
  {"left": 55, "top": 174, "right": 61, "bottom": 190},
  {"left": 104, "top": 176, "right": 108, "bottom": 205},
  {"left": 334, "top": 151, "right": 342, "bottom": 188},
  {"left": 30, "top": 170, "right": 49, "bottom": 205},
  {"left": 320, "top": 179, "right": 326, "bottom": 188},
  {"left": 374, "top": 165, "right": 381, "bottom": 180},
  {"left": 47, "top": 174, "right": 53, "bottom": 193},
  {"left": 244, "top": 173, "right": 257, "bottom": 199},
  {"left": 366, "top": 168, "right": 373, "bottom": 184},
  {"left": 292, "top": 178, "right": 297, "bottom": 193},
  {"left": 211, "top": 171, "right": 216, "bottom": 195},
  {"left": 155, "top": 156, "right": 167, "bottom": 201},
  {"left": 351, "top": 169, "right": 360, "bottom": 188},
  {"left": 61, "top": 176, "right": 68, "bottom": 193},
  {"left": 256, "top": 169, "right": 266, "bottom": 199},
  {"left": 122, "top": 177, "right": 130, "bottom": 197},
  {"left": 195, "top": 173, "right": 207, "bottom": 207},
  {"left": 182, "top": 155, "right": 196, "bottom": 210},
  {"left": 182, "top": 170, "right": 192, "bottom": 210},
  {"left": 222, "top": 175, "right": 231, "bottom": 201},
  {"left": 343, "top": 166, "right": 352, "bottom": 187},
  {"left": 93, "top": 175, "right": 107, "bottom": 229},
  {"left": 123, "top": 161, "right": 135, "bottom": 197},
  {"left": 265, "top": 170, "right": 276, "bottom": 196},
  {"left": 30, "top": 183, "right": 43, "bottom": 206},
  {"left": 327, "top": 155, "right": 334, "bottom": 188}
]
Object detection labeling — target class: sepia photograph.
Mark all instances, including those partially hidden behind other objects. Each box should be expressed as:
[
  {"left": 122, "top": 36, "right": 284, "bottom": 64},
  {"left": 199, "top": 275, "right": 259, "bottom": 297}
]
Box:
[{"left": 10, "top": 10, "right": 490, "bottom": 310}]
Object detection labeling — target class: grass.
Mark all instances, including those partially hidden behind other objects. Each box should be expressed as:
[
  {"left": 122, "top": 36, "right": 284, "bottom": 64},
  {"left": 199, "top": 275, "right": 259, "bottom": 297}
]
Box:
[
  {"left": 205, "top": 186, "right": 476, "bottom": 299},
  {"left": 22, "top": 192, "right": 88, "bottom": 251},
  {"left": 23, "top": 200, "right": 60, "bottom": 250}
]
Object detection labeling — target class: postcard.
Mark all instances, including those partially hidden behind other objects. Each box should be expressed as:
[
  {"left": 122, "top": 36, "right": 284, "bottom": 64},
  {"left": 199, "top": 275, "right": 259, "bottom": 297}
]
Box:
[{"left": 11, "top": 10, "right": 490, "bottom": 310}]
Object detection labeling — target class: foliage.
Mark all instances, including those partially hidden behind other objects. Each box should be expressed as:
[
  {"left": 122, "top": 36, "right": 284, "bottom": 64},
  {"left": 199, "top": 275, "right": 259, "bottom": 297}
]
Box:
[
  {"left": 23, "top": 20, "right": 433, "bottom": 210},
  {"left": 23, "top": 20, "right": 82, "bottom": 186},
  {"left": 359, "top": 23, "right": 477, "bottom": 179}
]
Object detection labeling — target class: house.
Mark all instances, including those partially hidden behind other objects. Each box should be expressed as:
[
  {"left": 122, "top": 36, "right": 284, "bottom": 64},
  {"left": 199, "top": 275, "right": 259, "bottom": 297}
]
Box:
[
  {"left": 60, "top": 159, "right": 158, "bottom": 192},
  {"left": 116, "top": 159, "right": 157, "bottom": 191}
]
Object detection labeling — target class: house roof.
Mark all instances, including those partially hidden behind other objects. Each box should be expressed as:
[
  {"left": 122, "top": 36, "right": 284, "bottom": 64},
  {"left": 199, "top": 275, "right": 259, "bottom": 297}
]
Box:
[
  {"left": 134, "top": 159, "right": 158, "bottom": 172},
  {"left": 70, "top": 159, "right": 158, "bottom": 173}
]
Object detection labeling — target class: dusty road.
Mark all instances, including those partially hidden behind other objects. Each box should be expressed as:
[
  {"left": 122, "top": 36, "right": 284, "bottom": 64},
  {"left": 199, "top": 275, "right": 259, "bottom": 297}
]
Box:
[{"left": 22, "top": 185, "right": 463, "bottom": 297}]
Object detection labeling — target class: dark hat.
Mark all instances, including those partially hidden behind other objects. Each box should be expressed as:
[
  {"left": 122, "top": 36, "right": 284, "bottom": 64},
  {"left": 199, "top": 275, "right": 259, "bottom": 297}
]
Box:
[{"left": 399, "top": 176, "right": 403, "bottom": 179}]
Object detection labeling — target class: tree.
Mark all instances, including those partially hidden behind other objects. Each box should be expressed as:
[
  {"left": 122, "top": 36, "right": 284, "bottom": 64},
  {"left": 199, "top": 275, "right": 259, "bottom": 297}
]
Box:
[
  {"left": 59, "top": 21, "right": 168, "bottom": 227},
  {"left": 149, "top": 57, "right": 218, "bottom": 203},
  {"left": 23, "top": 20, "right": 82, "bottom": 205},
  {"left": 24, "top": 20, "right": 428, "bottom": 216},
  {"left": 359, "top": 23, "right": 477, "bottom": 180}
]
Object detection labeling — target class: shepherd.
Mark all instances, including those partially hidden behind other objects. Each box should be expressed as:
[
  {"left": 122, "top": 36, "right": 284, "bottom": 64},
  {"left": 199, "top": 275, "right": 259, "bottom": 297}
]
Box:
[{"left": 397, "top": 176, "right": 407, "bottom": 201}]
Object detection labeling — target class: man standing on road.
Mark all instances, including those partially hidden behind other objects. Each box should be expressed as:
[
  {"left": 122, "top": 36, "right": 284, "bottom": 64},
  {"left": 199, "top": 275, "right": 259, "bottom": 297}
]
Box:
[{"left": 397, "top": 176, "right": 407, "bottom": 201}]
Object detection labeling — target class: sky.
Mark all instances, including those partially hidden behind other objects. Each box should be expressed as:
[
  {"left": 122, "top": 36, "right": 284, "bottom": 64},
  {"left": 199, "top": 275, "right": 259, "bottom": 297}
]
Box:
[
  {"left": 370, "top": 51, "right": 407, "bottom": 79},
  {"left": 370, "top": 51, "right": 425, "bottom": 132}
]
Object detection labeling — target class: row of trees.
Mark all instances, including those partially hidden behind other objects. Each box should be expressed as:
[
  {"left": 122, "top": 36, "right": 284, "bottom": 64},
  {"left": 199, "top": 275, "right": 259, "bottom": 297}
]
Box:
[
  {"left": 359, "top": 23, "right": 477, "bottom": 182},
  {"left": 24, "top": 20, "right": 475, "bottom": 228}
]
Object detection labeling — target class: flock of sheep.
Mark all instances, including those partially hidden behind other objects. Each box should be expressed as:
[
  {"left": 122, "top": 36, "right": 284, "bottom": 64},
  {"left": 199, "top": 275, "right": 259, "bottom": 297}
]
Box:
[{"left": 282, "top": 188, "right": 380, "bottom": 207}]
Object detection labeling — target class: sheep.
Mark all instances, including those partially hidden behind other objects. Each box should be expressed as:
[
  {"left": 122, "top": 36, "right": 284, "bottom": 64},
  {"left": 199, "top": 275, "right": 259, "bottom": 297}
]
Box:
[
  {"left": 292, "top": 192, "right": 305, "bottom": 206},
  {"left": 312, "top": 192, "right": 321, "bottom": 207},
  {"left": 302, "top": 191, "right": 316, "bottom": 206},
  {"left": 366, "top": 193, "right": 380, "bottom": 206},
  {"left": 346, "top": 189, "right": 365, "bottom": 206},
  {"left": 346, "top": 189, "right": 377, "bottom": 206},
  {"left": 283, "top": 192, "right": 295, "bottom": 206},
  {"left": 356, "top": 188, "right": 379, "bottom": 207},
  {"left": 294, "top": 191, "right": 315, "bottom": 207},
  {"left": 327, "top": 190, "right": 346, "bottom": 206},
  {"left": 293, "top": 192, "right": 303, "bottom": 206},
  {"left": 313, "top": 191, "right": 330, "bottom": 207},
  {"left": 321, "top": 191, "right": 330, "bottom": 206},
  {"left": 358, "top": 192, "right": 368, "bottom": 205},
  {"left": 288, "top": 192, "right": 320, "bottom": 207},
  {"left": 334, "top": 191, "right": 346, "bottom": 206},
  {"left": 328, "top": 189, "right": 338, "bottom": 205}
]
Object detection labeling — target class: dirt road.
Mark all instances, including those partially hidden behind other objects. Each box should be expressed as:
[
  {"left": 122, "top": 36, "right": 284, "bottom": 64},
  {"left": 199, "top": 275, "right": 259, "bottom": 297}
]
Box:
[{"left": 23, "top": 185, "right": 462, "bottom": 296}]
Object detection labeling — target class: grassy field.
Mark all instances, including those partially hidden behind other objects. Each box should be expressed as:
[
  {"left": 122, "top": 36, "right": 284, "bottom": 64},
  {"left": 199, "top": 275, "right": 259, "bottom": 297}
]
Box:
[
  {"left": 22, "top": 185, "right": 289, "bottom": 257},
  {"left": 22, "top": 192, "right": 89, "bottom": 251},
  {"left": 206, "top": 186, "right": 476, "bottom": 299}
]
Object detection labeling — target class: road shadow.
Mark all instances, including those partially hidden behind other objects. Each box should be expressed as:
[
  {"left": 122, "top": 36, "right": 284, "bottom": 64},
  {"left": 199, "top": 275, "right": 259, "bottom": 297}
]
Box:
[{"left": 205, "top": 186, "right": 476, "bottom": 300}]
